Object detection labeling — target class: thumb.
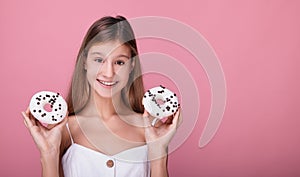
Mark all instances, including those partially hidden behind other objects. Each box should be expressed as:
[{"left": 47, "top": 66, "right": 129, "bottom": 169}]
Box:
[
  {"left": 142, "top": 110, "right": 151, "bottom": 127},
  {"left": 143, "top": 109, "right": 150, "bottom": 118}
]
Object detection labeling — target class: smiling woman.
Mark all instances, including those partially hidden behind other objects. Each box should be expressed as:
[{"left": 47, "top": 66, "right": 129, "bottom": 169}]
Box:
[
  {"left": 68, "top": 16, "right": 145, "bottom": 115},
  {"left": 22, "top": 15, "right": 182, "bottom": 177}
]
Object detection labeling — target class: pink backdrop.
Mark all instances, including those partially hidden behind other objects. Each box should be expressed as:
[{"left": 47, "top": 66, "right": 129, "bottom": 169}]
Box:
[{"left": 1, "top": 0, "right": 300, "bottom": 176}]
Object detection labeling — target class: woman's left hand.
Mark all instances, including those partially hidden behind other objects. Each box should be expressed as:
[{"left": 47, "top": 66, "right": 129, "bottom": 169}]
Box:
[{"left": 143, "top": 108, "right": 182, "bottom": 159}]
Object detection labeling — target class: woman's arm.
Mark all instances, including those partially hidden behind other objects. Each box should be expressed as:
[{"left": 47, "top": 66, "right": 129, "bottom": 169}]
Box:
[
  {"left": 144, "top": 109, "right": 182, "bottom": 177},
  {"left": 40, "top": 151, "right": 60, "bottom": 177},
  {"left": 39, "top": 134, "right": 69, "bottom": 177},
  {"left": 22, "top": 108, "right": 68, "bottom": 177},
  {"left": 150, "top": 153, "right": 169, "bottom": 177},
  {"left": 148, "top": 143, "right": 169, "bottom": 176}
]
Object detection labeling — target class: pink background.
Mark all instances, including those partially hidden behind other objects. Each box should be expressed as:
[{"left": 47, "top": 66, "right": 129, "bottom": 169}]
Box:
[{"left": 1, "top": 0, "right": 300, "bottom": 176}]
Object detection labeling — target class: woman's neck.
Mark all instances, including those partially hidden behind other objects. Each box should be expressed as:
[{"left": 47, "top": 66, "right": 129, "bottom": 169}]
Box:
[{"left": 81, "top": 90, "right": 129, "bottom": 119}]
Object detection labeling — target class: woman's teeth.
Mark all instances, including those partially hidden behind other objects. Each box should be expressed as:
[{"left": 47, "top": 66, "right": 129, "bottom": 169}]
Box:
[{"left": 98, "top": 80, "right": 118, "bottom": 86}]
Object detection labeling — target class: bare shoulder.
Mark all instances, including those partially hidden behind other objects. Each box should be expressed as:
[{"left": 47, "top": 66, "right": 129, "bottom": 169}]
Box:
[
  {"left": 67, "top": 115, "right": 80, "bottom": 130},
  {"left": 60, "top": 115, "right": 77, "bottom": 154}
]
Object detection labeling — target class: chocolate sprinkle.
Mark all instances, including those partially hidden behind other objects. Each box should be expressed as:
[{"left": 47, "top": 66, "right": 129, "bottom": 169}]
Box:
[
  {"left": 166, "top": 106, "right": 170, "bottom": 111},
  {"left": 158, "top": 90, "right": 164, "bottom": 94}
]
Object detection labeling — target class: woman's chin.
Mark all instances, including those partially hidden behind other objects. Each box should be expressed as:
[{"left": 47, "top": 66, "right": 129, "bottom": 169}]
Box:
[{"left": 92, "top": 89, "right": 121, "bottom": 99}]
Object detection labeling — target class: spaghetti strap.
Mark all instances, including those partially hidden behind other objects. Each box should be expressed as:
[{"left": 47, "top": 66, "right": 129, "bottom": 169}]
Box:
[{"left": 65, "top": 123, "right": 74, "bottom": 144}]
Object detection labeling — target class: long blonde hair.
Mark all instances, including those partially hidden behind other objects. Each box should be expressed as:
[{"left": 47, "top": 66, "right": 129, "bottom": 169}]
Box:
[{"left": 66, "top": 16, "right": 145, "bottom": 115}]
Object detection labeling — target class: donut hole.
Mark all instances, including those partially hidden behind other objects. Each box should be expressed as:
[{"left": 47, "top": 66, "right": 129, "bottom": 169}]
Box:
[
  {"left": 43, "top": 103, "right": 52, "bottom": 112},
  {"left": 156, "top": 98, "right": 165, "bottom": 105}
]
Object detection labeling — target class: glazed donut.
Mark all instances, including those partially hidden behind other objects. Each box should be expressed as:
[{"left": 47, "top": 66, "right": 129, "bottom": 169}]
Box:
[
  {"left": 29, "top": 91, "right": 68, "bottom": 124},
  {"left": 142, "top": 85, "right": 179, "bottom": 119}
]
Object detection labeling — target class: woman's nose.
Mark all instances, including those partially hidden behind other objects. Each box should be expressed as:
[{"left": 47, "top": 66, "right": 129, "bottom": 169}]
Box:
[{"left": 100, "top": 61, "right": 114, "bottom": 78}]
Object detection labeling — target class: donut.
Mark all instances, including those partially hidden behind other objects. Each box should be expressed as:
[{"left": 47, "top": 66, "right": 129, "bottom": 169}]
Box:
[
  {"left": 142, "top": 85, "right": 179, "bottom": 119},
  {"left": 29, "top": 91, "right": 68, "bottom": 124}
]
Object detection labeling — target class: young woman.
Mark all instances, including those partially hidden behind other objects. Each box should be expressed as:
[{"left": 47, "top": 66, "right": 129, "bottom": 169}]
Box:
[{"left": 22, "top": 15, "right": 182, "bottom": 177}]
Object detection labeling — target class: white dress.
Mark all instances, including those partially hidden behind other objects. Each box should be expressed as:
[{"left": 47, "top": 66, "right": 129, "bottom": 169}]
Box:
[{"left": 62, "top": 124, "right": 150, "bottom": 177}]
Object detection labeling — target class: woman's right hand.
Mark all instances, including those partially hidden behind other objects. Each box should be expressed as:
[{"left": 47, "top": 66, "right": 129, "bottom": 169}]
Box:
[{"left": 22, "top": 107, "right": 68, "bottom": 156}]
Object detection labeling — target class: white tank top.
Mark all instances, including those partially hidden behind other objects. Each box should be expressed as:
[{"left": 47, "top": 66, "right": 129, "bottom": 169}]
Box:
[{"left": 62, "top": 124, "right": 150, "bottom": 177}]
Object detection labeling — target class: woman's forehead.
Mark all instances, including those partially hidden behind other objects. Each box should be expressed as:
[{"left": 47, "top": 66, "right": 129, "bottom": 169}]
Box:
[{"left": 88, "top": 41, "right": 131, "bottom": 57}]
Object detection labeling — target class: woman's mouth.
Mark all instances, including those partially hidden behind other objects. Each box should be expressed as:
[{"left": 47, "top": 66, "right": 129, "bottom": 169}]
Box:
[{"left": 97, "top": 79, "right": 118, "bottom": 87}]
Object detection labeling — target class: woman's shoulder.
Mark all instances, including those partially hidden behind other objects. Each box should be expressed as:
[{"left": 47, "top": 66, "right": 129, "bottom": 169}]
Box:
[
  {"left": 67, "top": 115, "right": 79, "bottom": 129},
  {"left": 60, "top": 115, "right": 78, "bottom": 154}
]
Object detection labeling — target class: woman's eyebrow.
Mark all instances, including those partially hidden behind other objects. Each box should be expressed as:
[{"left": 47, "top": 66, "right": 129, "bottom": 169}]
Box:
[
  {"left": 90, "top": 52, "right": 130, "bottom": 59},
  {"left": 90, "top": 52, "right": 104, "bottom": 56},
  {"left": 116, "top": 54, "right": 130, "bottom": 59}
]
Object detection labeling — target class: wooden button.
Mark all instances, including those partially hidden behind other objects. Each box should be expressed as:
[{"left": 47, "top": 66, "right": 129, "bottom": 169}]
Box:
[{"left": 106, "top": 160, "right": 114, "bottom": 168}]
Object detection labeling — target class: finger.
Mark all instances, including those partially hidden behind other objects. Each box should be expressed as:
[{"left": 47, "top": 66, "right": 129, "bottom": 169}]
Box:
[
  {"left": 151, "top": 118, "right": 160, "bottom": 127},
  {"left": 25, "top": 107, "right": 37, "bottom": 126},
  {"left": 142, "top": 110, "right": 152, "bottom": 127},
  {"left": 46, "top": 123, "right": 55, "bottom": 129},
  {"left": 143, "top": 110, "right": 160, "bottom": 127},
  {"left": 22, "top": 111, "right": 48, "bottom": 134},
  {"left": 35, "top": 119, "right": 48, "bottom": 131},
  {"left": 165, "top": 115, "right": 174, "bottom": 124},
  {"left": 23, "top": 118, "right": 28, "bottom": 128},
  {"left": 22, "top": 111, "right": 34, "bottom": 128},
  {"left": 170, "top": 108, "right": 182, "bottom": 129},
  {"left": 152, "top": 119, "right": 163, "bottom": 128},
  {"left": 178, "top": 109, "right": 183, "bottom": 127},
  {"left": 142, "top": 109, "right": 165, "bottom": 128},
  {"left": 25, "top": 107, "right": 30, "bottom": 114},
  {"left": 142, "top": 109, "right": 150, "bottom": 118},
  {"left": 25, "top": 107, "right": 34, "bottom": 120}
]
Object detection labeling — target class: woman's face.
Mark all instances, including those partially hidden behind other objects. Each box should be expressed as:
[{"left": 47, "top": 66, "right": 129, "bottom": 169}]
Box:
[{"left": 85, "top": 41, "right": 134, "bottom": 98}]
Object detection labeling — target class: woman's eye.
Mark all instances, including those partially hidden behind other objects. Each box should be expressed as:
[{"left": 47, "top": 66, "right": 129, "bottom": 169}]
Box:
[
  {"left": 115, "top": 60, "right": 125, "bottom": 65},
  {"left": 94, "top": 58, "right": 104, "bottom": 63}
]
